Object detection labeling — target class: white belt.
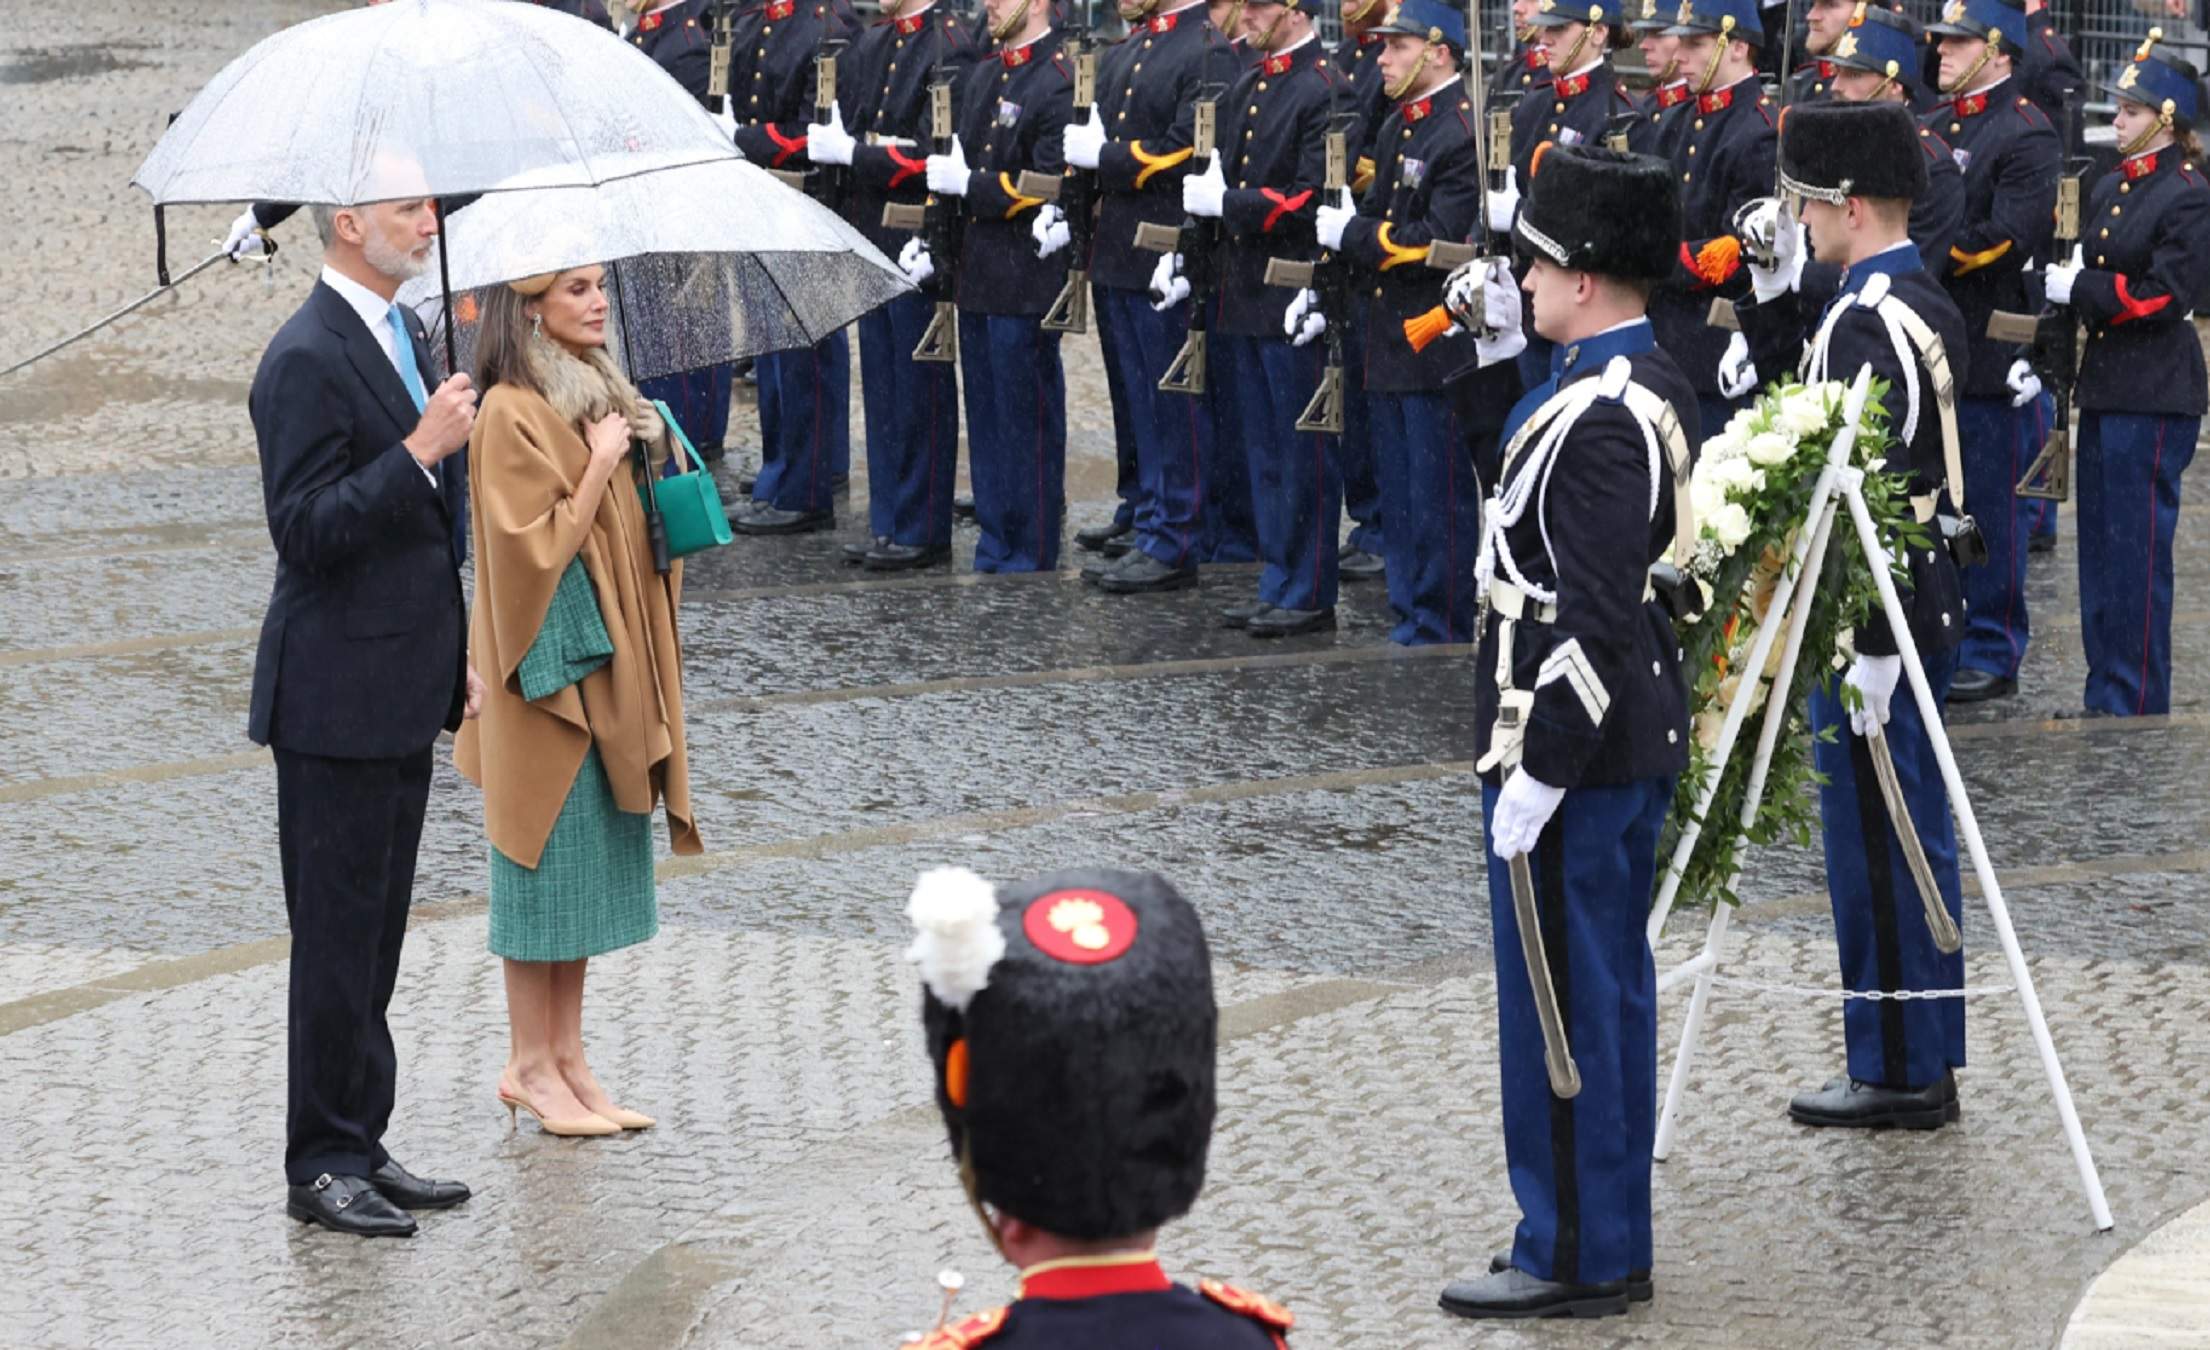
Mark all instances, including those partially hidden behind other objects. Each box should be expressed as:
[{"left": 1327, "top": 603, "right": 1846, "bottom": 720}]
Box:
[{"left": 1488, "top": 579, "right": 1558, "bottom": 625}]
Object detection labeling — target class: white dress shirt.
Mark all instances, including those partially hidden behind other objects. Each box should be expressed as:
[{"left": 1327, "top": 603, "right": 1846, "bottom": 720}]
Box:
[{"left": 321, "top": 264, "right": 438, "bottom": 486}]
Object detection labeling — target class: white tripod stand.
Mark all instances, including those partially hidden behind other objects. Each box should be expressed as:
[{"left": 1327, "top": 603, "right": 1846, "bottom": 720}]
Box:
[{"left": 1643, "top": 366, "right": 2113, "bottom": 1232}]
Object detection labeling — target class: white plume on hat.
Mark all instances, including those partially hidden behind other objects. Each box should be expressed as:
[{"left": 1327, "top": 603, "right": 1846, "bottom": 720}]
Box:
[{"left": 904, "top": 867, "right": 1006, "bottom": 1012}]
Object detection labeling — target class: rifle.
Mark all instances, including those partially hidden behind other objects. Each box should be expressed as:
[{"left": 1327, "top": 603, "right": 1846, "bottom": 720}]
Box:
[
  {"left": 765, "top": 36, "right": 847, "bottom": 196},
  {"left": 1408, "top": 0, "right": 1508, "bottom": 344},
  {"left": 910, "top": 70, "right": 965, "bottom": 362},
  {"left": 1262, "top": 109, "right": 1360, "bottom": 434},
  {"left": 1021, "top": 0, "right": 1098, "bottom": 334},
  {"left": 706, "top": 0, "right": 736, "bottom": 115},
  {"left": 1990, "top": 91, "right": 2088, "bottom": 503},
  {"left": 1135, "top": 88, "right": 1226, "bottom": 394}
]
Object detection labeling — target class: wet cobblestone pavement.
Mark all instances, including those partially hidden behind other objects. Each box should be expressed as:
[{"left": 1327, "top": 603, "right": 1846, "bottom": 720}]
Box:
[{"left": 7, "top": 4, "right": 2210, "bottom": 1348}]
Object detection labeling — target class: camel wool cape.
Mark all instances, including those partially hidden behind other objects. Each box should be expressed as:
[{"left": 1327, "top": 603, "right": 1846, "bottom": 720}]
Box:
[{"left": 455, "top": 344, "right": 702, "bottom": 869}]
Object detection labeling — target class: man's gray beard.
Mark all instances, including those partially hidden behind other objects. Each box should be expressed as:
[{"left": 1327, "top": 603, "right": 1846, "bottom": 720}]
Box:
[{"left": 365, "top": 231, "right": 432, "bottom": 283}]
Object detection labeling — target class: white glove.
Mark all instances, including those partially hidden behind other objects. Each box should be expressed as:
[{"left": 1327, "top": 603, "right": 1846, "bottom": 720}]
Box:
[
  {"left": 1032, "top": 203, "right": 1070, "bottom": 258},
  {"left": 1490, "top": 768, "right": 1567, "bottom": 860},
  {"left": 1845, "top": 653, "right": 1903, "bottom": 737},
  {"left": 1485, "top": 169, "right": 1521, "bottom": 230},
  {"left": 925, "top": 138, "right": 970, "bottom": 196},
  {"left": 2006, "top": 357, "right": 2044, "bottom": 408},
  {"left": 1284, "top": 287, "right": 1326, "bottom": 346},
  {"left": 1717, "top": 330, "right": 1759, "bottom": 398},
  {"left": 1062, "top": 118, "right": 1106, "bottom": 170},
  {"left": 1181, "top": 156, "right": 1226, "bottom": 218},
  {"left": 1315, "top": 191, "right": 1353, "bottom": 252},
  {"left": 222, "top": 207, "right": 269, "bottom": 261},
  {"left": 1149, "top": 251, "right": 1190, "bottom": 311},
  {"left": 2043, "top": 243, "right": 2084, "bottom": 307},
  {"left": 897, "top": 235, "right": 935, "bottom": 286},
  {"left": 1451, "top": 259, "right": 1525, "bottom": 367},
  {"left": 1748, "top": 215, "right": 1805, "bottom": 303},
  {"left": 808, "top": 103, "right": 856, "bottom": 166}
]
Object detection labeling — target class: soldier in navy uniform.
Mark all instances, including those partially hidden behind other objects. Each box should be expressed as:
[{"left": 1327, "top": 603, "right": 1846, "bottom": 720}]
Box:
[
  {"left": 1786, "top": 0, "right": 1854, "bottom": 104},
  {"left": 1065, "top": 0, "right": 1240, "bottom": 593},
  {"left": 1316, "top": 0, "right": 1485, "bottom": 645},
  {"left": 1503, "top": 0, "right": 1557, "bottom": 107},
  {"left": 1734, "top": 101, "right": 1975, "bottom": 1127},
  {"left": 728, "top": 0, "right": 859, "bottom": 533},
  {"left": 808, "top": 0, "right": 978, "bottom": 568},
  {"left": 1653, "top": 0, "right": 1776, "bottom": 433},
  {"left": 1178, "top": 0, "right": 1344, "bottom": 634},
  {"left": 1923, "top": 0, "right": 2057, "bottom": 702},
  {"left": 1437, "top": 145, "right": 1693, "bottom": 1321},
  {"left": 2041, "top": 38, "right": 2210, "bottom": 715},
  {"left": 902, "top": 866, "right": 1295, "bottom": 1348},
  {"left": 2018, "top": 0, "right": 2083, "bottom": 123},
  {"left": 1331, "top": 0, "right": 1395, "bottom": 581},
  {"left": 1627, "top": 0, "right": 1694, "bottom": 157},
  {"left": 910, "top": 0, "right": 1078, "bottom": 571}
]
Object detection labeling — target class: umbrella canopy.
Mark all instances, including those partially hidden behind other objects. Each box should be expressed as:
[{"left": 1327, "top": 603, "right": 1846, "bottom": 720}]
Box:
[
  {"left": 396, "top": 157, "right": 912, "bottom": 377},
  {"left": 132, "top": 0, "right": 735, "bottom": 207}
]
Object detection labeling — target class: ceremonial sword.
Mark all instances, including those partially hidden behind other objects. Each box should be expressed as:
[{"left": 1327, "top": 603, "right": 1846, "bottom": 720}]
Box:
[
  {"left": 0, "top": 248, "right": 233, "bottom": 381},
  {"left": 1862, "top": 722, "right": 1963, "bottom": 953},
  {"left": 1495, "top": 703, "right": 1582, "bottom": 1099}
]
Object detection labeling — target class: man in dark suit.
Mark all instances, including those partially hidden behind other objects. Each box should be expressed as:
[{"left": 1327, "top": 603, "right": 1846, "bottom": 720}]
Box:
[{"left": 248, "top": 191, "right": 484, "bottom": 1238}]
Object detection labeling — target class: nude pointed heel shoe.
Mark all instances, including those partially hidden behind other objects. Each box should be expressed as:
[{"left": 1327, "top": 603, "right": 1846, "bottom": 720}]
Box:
[
  {"left": 498, "top": 1087, "right": 620, "bottom": 1137},
  {"left": 598, "top": 1105, "right": 655, "bottom": 1131}
]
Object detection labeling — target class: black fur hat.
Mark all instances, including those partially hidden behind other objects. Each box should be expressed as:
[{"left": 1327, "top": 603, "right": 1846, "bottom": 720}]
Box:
[
  {"left": 1778, "top": 100, "right": 1926, "bottom": 205},
  {"left": 1513, "top": 144, "right": 1681, "bottom": 281},
  {"left": 909, "top": 866, "right": 1217, "bottom": 1240}
]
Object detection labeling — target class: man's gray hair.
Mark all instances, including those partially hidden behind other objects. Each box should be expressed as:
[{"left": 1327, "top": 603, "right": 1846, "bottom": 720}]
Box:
[{"left": 309, "top": 204, "right": 338, "bottom": 248}]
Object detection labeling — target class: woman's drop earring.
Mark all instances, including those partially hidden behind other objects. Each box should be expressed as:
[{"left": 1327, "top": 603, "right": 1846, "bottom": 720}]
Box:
[{"left": 531, "top": 312, "right": 543, "bottom": 337}]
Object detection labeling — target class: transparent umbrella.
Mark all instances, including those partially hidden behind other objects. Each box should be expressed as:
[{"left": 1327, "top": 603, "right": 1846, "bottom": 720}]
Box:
[{"left": 395, "top": 157, "right": 912, "bottom": 380}]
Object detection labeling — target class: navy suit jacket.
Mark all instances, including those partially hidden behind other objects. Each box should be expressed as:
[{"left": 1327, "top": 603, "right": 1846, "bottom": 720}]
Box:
[{"left": 247, "top": 281, "right": 467, "bottom": 760}]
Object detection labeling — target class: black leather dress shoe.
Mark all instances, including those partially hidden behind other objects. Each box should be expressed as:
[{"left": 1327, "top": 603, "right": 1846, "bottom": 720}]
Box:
[
  {"left": 1247, "top": 606, "right": 1335, "bottom": 638},
  {"left": 1081, "top": 550, "right": 1137, "bottom": 584},
  {"left": 695, "top": 441, "right": 726, "bottom": 464},
  {"left": 1220, "top": 599, "right": 1272, "bottom": 628},
  {"left": 862, "top": 541, "right": 951, "bottom": 571},
  {"left": 1489, "top": 1251, "right": 1651, "bottom": 1303},
  {"left": 732, "top": 506, "right": 833, "bottom": 536},
  {"left": 952, "top": 495, "right": 976, "bottom": 520},
  {"left": 287, "top": 1173, "right": 417, "bottom": 1238},
  {"left": 1097, "top": 553, "right": 1198, "bottom": 593},
  {"left": 1947, "top": 668, "right": 2016, "bottom": 703},
  {"left": 2051, "top": 706, "right": 2115, "bottom": 720},
  {"left": 1100, "top": 535, "right": 1135, "bottom": 558},
  {"left": 842, "top": 535, "right": 890, "bottom": 564},
  {"left": 1438, "top": 1268, "right": 1628, "bottom": 1319},
  {"left": 1788, "top": 1069, "right": 1958, "bottom": 1130},
  {"left": 370, "top": 1159, "right": 471, "bottom": 1211},
  {"left": 1075, "top": 519, "right": 1133, "bottom": 552},
  {"left": 1339, "top": 548, "right": 1385, "bottom": 580}
]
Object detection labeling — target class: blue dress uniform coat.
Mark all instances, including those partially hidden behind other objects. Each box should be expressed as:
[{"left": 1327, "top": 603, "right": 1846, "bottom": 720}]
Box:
[
  {"left": 2068, "top": 147, "right": 2210, "bottom": 714},
  {"left": 1923, "top": 76, "right": 2057, "bottom": 681},
  {"left": 1332, "top": 27, "right": 1394, "bottom": 559},
  {"left": 2019, "top": 10, "right": 2083, "bottom": 122},
  {"left": 1508, "top": 58, "right": 1637, "bottom": 383},
  {"left": 951, "top": 30, "right": 1079, "bottom": 572},
  {"left": 1474, "top": 322, "right": 1694, "bottom": 1288},
  {"left": 1739, "top": 242, "right": 1973, "bottom": 1088},
  {"left": 1213, "top": 37, "right": 1346, "bottom": 614},
  {"left": 1649, "top": 74, "right": 1777, "bottom": 429},
  {"left": 730, "top": 0, "right": 860, "bottom": 515},
  {"left": 1627, "top": 79, "right": 1693, "bottom": 157},
  {"left": 1088, "top": 4, "right": 1242, "bottom": 568},
  {"left": 1788, "top": 55, "right": 1837, "bottom": 105},
  {"left": 1339, "top": 76, "right": 1485, "bottom": 644},
  {"left": 910, "top": 1261, "right": 1292, "bottom": 1349},
  {"left": 843, "top": 6, "right": 978, "bottom": 552}
]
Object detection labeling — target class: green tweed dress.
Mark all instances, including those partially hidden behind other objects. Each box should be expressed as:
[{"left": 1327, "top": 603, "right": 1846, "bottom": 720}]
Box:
[{"left": 487, "top": 558, "right": 658, "bottom": 962}]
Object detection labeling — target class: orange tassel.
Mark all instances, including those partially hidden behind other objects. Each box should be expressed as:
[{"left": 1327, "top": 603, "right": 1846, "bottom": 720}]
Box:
[
  {"left": 1694, "top": 235, "right": 1743, "bottom": 287},
  {"left": 1403, "top": 305, "right": 1455, "bottom": 353}
]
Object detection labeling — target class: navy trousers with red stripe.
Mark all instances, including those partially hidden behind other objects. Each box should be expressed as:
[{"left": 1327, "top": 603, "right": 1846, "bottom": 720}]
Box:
[
  {"left": 1091, "top": 279, "right": 1142, "bottom": 533},
  {"left": 1957, "top": 393, "right": 2050, "bottom": 680},
  {"left": 1336, "top": 310, "right": 1384, "bottom": 557},
  {"left": 2077, "top": 410, "right": 2197, "bottom": 716},
  {"left": 857, "top": 292, "right": 959, "bottom": 549},
  {"left": 1367, "top": 389, "right": 1479, "bottom": 644},
  {"left": 1482, "top": 774, "right": 1673, "bottom": 1287},
  {"left": 958, "top": 311, "right": 1066, "bottom": 572},
  {"left": 1814, "top": 649, "right": 1967, "bottom": 1090},
  {"left": 1218, "top": 334, "right": 1339, "bottom": 613},
  {"left": 1098, "top": 285, "right": 1208, "bottom": 568},
  {"left": 752, "top": 330, "right": 851, "bottom": 515}
]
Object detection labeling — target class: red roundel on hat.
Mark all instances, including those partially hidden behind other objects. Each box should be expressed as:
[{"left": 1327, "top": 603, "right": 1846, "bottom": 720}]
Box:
[{"left": 1023, "top": 889, "right": 1139, "bottom": 965}]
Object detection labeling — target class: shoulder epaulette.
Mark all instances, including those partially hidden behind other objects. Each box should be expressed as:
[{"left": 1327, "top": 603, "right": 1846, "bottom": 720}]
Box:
[
  {"left": 1199, "top": 1279, "right": 1295, "bottom": 1337},
  {"left": 910, "top": 1305, "right": 1010, "bottom": 1349}
]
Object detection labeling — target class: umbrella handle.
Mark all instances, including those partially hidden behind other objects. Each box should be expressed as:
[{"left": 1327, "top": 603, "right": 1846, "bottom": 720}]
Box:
[{"left": 436, "top": 197, "right": 458, "bottom": 375}]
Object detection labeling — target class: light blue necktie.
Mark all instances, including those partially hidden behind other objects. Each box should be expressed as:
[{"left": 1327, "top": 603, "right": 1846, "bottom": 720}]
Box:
[{"left": 387, "top": 303, "right": 428, "bottom": 413}]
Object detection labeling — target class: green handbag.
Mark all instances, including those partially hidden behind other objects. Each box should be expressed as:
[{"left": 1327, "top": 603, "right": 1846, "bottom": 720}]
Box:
[{"left": 637, "top": 398, "right": 733, "bottom": 560}]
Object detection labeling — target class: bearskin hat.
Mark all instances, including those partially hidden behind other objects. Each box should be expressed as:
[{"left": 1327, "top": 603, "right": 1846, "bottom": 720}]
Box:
[
  {"left": 1513, "top": 144, "right": 1681, "bottom": 281},
  {"left": 1778, "top": 100, "right": 1927, "bottom": 205}
]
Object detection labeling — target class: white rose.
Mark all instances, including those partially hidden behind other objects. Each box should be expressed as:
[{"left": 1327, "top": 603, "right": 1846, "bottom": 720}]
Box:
[
  {"left": 1745, "top": 431, "right": 1795, "bottom": 466},
  {"left": 1724, "top": 408, "right": 1759, "bottom": 441},
  {"left": 1702, "top": 428, "right": 1746, "bottom": 462},
  {"left": 1689, "top": 473, "right": 1729, "bottom": 521},
  {"left": 1708, "top": 455, "right": 1757, "bottom": 491},
  {"left": 1707, "top": 501, "right": 1753, "bottom": 550},
  {"left": 1777, "top": 386, "right": 1831, "bottom": 437}
]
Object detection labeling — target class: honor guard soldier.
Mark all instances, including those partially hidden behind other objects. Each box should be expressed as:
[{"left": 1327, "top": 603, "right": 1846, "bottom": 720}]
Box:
[
  {"left": 2017, "top": 0, "right": 2082, "bottom": 123},
  {"left": 916, "top": 0, "right": 1079, "bottom": 570},
  {"left": 1440, "top": 145, "right": 1693, "bottom": 1321},
  {"left": 1627, "top": 0, "right": 1694, "bottom": 157},
  {"left": 1734, "top": 101, "right": 1975, "bottom": 1127},
  {"left": 1787, "top": 0, "right": 1854, "bottom": 103},
  {"left": 1315, "top": 0, "right": 1484, "bottom": 645},
  {"left": 1333, "top": 0, "right": 1395, "bottom": 580},
  {"left": 1063, "top": 0, "right": 1240, "bottom": 593},
  {"left": 1180, "top": 0, "right": 1345, "bottom": 635},
  {"left": 808, "top": 0, "right": 978, "bottom": 569},
  {"left": 2041, "top": 37, "right": 2210, "bottom": 715},
  {"left": 1653, "top": 0, "right": 1777, "bottom": 433},
  {"left": 901, "top": 867, "right": 1295, "bottom": 1348},
  {"left": 730, "top": 0, "right": 859, "bottom": 534},
  {"left": 1923, "top": 0, "right": 2057, "bottom": 702},
  {"left": 1505, "top": 0, "right": 1557, "bottom": 104}
]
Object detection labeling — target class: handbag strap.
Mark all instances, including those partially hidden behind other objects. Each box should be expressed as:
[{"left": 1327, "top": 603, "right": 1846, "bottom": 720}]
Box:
[{"left": 651, "top": 398, "right": 698, "bottom": 477}]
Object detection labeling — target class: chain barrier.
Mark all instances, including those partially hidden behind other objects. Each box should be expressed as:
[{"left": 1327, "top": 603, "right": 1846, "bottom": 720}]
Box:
[{"left": 1704, "top": 972, "right": 2015, "bottom": 1002}]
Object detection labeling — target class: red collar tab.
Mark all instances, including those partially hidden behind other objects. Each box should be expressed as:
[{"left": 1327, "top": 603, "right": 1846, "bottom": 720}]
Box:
[
  {"left": 1524, "top": 46, "right": 1547, "bottom": 68},
  {"left": 893, "top": 11, "right": 927, "bottom": 32},
  {"left": 637, "top": 8, "right": 666, "bottom": 29},
  {"left": 1817, "top": 58, "right": 1834, "bottom": 79},
  {"left": 1403, "top": 94, "right": 1433, "bottom": 120},
  {"left": 1260, "top": 49, "right": 1295, "bottom": 75},
  {"left": 1697, "top": 84, "right": 1734, "bottom": 113},
  {"left": 1001, "top": 41, "right": 1034, "bottom": 66},
  {"left": 1952, "top": 91, "right": 1989, "bottom": 118},
  {"left": 2123, "top": 150, "right": 2160, "bottom": 180},
  {"left": 1654, "top": 82, "right": 1690, "bottom": 108},
  {"left": 763, "top": 0, "right": 795, "bottom": 17},
  {"left": 1553, "top": 71, "right": 1591, "bottom": 98},
  {"left": 1019, "top": 1256, "right": 1173, "bottom": 1302},
  {"left": 1148, "top": 11, "right": 1180, "bottom": 32},
  {"left": 1359, "top": 29, "right": 1382, "bottom": 44}
]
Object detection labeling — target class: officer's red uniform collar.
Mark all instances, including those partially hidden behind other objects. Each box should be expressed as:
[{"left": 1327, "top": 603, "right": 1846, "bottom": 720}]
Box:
[
  {"left": 1553, "top": 64, "right": 1600, "bottom": 99},
  {"left": 1696, "top": 73, "right": 1758, "bottom": 113},
  {"left": 885, "top": 6, "right": 933, "bottom": 33},
  {"left": 1654, "top": 80, "right": 1690, "bottom": 108},
  {"left": 2123, "top": 149, "right": 2163, "bottom": 180},
  {"left": 763, "top": 0, "right": 795, "bottom": 18},
  {"left": 1017, "top": 1253, "right": 1173, "bottom": 1301}
]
